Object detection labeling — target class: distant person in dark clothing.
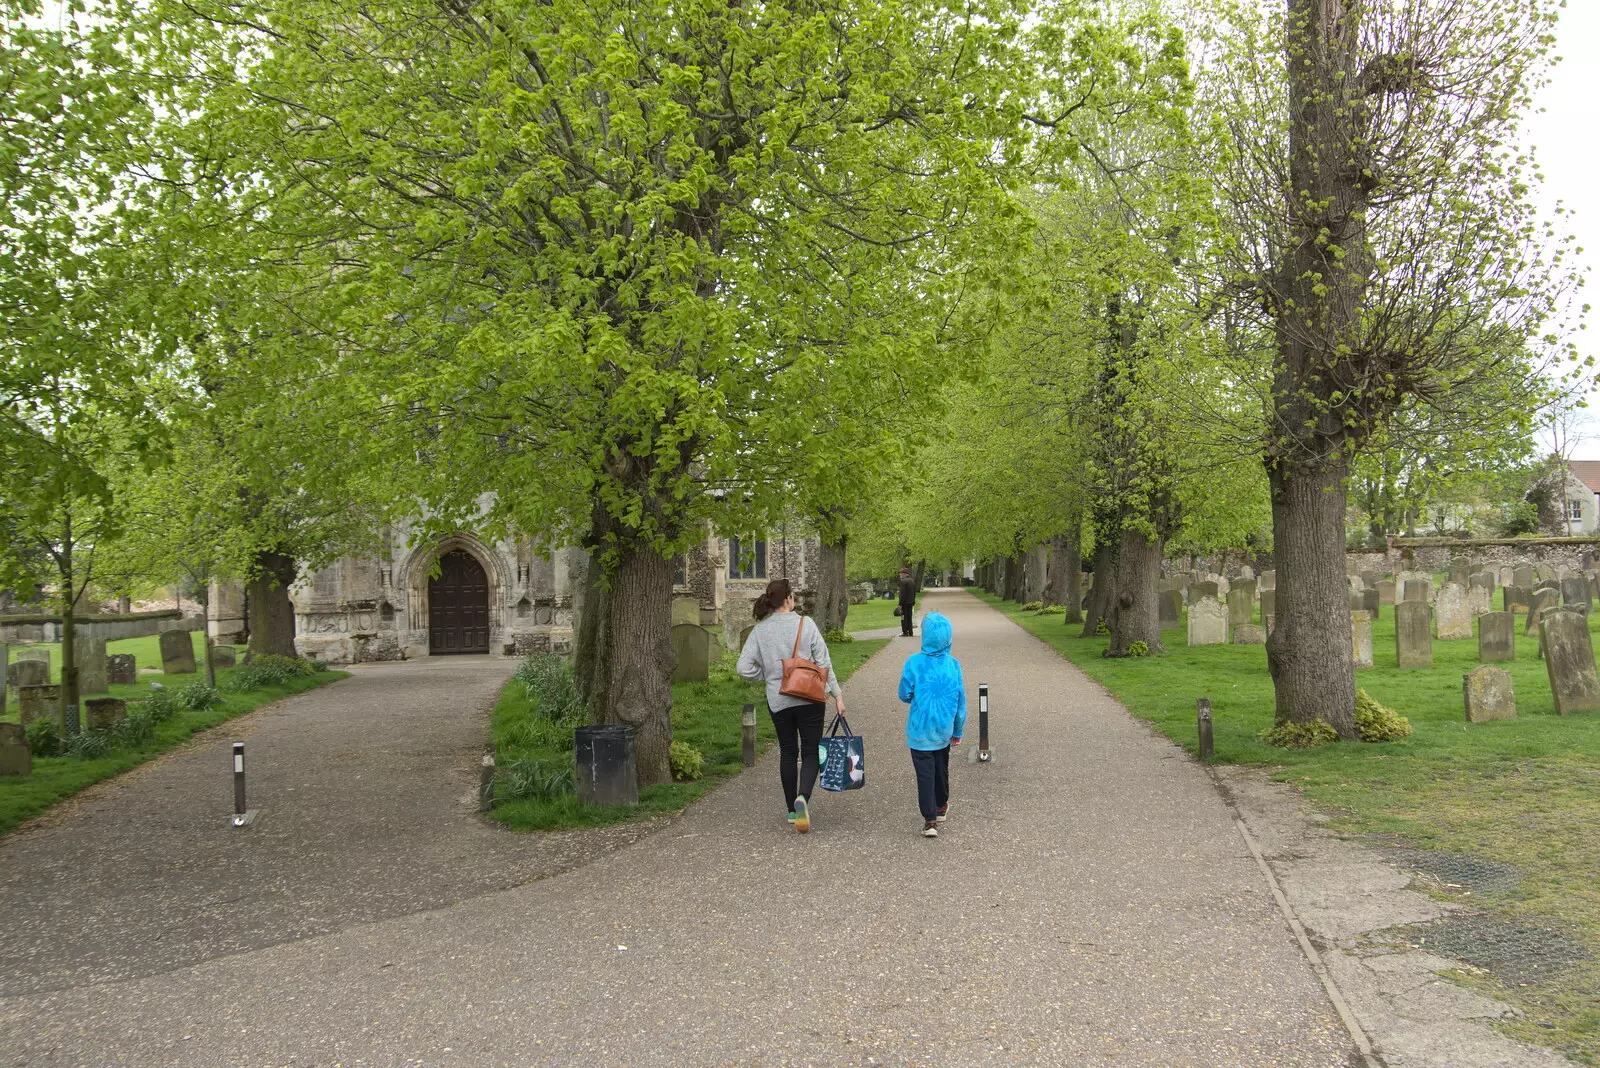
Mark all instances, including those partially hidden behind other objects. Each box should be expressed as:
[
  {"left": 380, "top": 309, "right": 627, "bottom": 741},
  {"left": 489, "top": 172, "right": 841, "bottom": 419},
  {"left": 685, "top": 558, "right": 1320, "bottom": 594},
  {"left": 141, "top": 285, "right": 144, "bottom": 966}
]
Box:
[{"left": 898, "top": 567, "right": 917, "bottom": 637}]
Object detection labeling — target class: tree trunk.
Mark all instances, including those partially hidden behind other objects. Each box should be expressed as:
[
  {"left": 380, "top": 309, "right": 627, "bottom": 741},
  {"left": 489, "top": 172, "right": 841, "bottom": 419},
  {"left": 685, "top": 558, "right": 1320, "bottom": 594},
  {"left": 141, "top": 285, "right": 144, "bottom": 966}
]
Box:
[
  {"left": 201, "top": 584, "right": 217, "bottom": 688},
  {"left": 1106, "top": 528, "right": 1165, "bottom": 656},
  {"left": 1062, "top": 526, "right": 1083, "bottom": 624},
  {"left": 1264, "top": 460, "right": 1357, "bottom": 737},
  {"left": 246, "top": 550, "right": 299, "bottom": 659},
  {"left": 1040, "top": 536, "right": 1068, "bottom": 607},
  {"left": 1023, "top": 543, "right": 1048, "bottom": 604},
  {"left": 812, "top": 534, "right": 848, "bottom": 635},
  {"left": 57, "top": 509, "right": 77, "bottom": 729},
  {"left": 571, "top": 548, "right": 610, "bottom": 709},
  {"left": 1002, "top": 555, "right": 1024, "bottom": 602},
  {"left": 594, "top": 542, "right": 675, "bottom": 787},
  {"left": 1081, "top": 543, "right": 1115, "bottom": 638}
]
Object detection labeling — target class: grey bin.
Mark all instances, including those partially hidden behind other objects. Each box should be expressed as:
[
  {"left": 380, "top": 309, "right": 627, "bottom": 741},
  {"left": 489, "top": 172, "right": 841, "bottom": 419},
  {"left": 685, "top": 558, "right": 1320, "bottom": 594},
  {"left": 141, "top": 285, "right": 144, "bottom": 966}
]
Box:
[{"left": 574, "top": 724, "right": 638, "bottom": 806}]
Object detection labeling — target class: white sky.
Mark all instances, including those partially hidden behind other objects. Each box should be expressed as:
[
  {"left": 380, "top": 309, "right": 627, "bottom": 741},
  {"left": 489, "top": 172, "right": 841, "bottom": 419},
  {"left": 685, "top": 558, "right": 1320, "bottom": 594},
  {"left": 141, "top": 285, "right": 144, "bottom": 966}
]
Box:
[{"left": 1528, "top": 2, "right": 1600, "bottom": 456}]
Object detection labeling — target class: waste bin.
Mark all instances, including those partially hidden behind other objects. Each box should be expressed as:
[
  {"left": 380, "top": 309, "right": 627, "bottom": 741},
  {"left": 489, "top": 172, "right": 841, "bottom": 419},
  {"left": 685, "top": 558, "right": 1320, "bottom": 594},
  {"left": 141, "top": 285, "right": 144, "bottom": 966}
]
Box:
[{"left": 574, "top": 724, "right": 638, "bottom": 806}]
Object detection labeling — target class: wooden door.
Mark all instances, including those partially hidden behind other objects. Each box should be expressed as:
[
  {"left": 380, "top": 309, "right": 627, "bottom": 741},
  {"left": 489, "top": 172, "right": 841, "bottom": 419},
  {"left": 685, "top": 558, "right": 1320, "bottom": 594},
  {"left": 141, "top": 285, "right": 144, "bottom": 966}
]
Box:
[{"left": 428, "top": 549, "right": 490, "bottom": 654}]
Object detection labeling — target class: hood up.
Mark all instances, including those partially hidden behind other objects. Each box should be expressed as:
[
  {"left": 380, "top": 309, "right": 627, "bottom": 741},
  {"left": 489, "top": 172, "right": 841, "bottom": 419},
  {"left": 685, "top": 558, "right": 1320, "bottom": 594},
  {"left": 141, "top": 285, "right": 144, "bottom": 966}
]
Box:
[{"left": 920, "top": 611, "right": 953, "bottom": 656}]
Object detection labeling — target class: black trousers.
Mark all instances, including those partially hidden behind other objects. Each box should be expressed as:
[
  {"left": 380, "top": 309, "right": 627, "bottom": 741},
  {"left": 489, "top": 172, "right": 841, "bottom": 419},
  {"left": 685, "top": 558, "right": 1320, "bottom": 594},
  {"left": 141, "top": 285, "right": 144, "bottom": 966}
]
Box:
[
  {"left": 910, "top": 746, "right": 950, "bottom": 821},
  {"left": 770, "top": 701, "right": 826, "bottom": 811},
  {"left": 900, "top": 602, "right": 915, "bottom": 635}
]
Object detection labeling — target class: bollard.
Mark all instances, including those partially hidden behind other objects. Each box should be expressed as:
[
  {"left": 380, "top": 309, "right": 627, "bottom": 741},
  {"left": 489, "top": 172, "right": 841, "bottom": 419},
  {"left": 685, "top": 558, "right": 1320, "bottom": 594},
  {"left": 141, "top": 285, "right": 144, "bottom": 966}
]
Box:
[
  {"left": 478, "top": 746, "right": 497, "bottom": 813},
  {"left": 977, "top": 683, "right": 991, "bottom": 762},
  {"left": 1197, "top": 698, "right": 1214, "bottom": 763},
  {"left": 741, "top": 703, "right": 757, "bottom": 767},
  {"left": 231, "top": 741, "right": 258, "bottom": 827}
]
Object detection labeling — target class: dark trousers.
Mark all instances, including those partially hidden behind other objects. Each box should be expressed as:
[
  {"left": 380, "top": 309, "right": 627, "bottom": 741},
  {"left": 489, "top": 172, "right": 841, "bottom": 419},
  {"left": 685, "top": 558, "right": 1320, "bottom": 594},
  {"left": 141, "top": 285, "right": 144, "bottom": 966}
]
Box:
[
  {"left": 910, "top": 746, "right": 950, "bottom": 821},
  {"left": 770, "top": 701, "right": 826, "bottom": 811},
  {"left": 900, "top": 602, "right": 915, "bottom": 636}
]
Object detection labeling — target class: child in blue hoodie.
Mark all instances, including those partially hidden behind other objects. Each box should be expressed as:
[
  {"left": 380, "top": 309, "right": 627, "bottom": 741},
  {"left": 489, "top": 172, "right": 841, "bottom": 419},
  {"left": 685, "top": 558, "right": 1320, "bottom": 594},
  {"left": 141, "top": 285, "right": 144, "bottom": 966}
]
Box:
[{"left": 897, "top": 611, "right": 966, "bottom": 838}]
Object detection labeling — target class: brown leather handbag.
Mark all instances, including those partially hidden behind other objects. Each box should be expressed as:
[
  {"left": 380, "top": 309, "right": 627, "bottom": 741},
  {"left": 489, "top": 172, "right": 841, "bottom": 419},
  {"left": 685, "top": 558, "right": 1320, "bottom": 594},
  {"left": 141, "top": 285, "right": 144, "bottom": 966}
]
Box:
[{"left": 779, "top": 615, "right": 831, "bottom": 703}]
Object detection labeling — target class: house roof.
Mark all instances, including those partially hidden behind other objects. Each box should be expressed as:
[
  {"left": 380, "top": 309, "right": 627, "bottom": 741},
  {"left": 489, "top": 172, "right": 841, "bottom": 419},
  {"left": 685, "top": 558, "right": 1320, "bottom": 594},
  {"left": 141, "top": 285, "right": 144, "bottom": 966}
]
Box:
[{"left": 1569, "top": 460, "right": 1600, "bottom": 494}]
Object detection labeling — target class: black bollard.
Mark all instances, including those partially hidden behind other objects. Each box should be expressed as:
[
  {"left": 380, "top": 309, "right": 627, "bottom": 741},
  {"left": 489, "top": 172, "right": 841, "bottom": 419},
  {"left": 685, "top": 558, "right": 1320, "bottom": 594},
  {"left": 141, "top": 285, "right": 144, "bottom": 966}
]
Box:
[
  {"left": 231, "top": 741, "right": 258, "bottom": 826},
  {"left": 741, "top": 703, "right": 757, "bottom": 767},
  {"left": 977, "top": 683, "right": 991, "bottom": 762},
  {"left": 1197, "top": 698, "right": 1214, "bottom": 763}
]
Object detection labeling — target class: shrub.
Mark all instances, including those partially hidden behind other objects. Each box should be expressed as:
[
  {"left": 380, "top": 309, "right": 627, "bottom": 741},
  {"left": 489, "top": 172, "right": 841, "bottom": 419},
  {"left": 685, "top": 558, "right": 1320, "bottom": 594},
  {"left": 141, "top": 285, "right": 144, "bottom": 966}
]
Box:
[
  {"left": 498, "top": 757, "right": 573, "bottom": 801},
  {"left": 1035, "top": 604, "right": 1067, "bottom": 616},
  {"left": 228, "top": 654, "right": 314, "bottom": 691},
  {"left": 1259, "top": 720, "right": 1339, "bottom": 749},
  {"left": 68, "top": 729, "right": 114, "bottom": 760},
  {"left": 513, "top": 654, "right": 585, "bottom": 723},
  {"left": 1021, "top": 601, "right": 1043, "bottom": 611},
  {"left": 177, "top": 683, "right": 222, "bottom": 711},
  {"left": 1096, "top": 620, "right": 1109, "bottom": 635},
  {"left": 1127, "top": 640, "right": 1150, "bottom": 657},
  {"left": 669, "top": 740, "right": 705, "bottom": 781},
  {"left": 25, "top": 717, "right": 63, "bottom": 757},
  {"left": 824, "top": 628, "right": 855, "bottom": 643},
  {"left": 112, "top": 709, "right": 157, "bottom": 748},
  {"left": 140, "top": 687, "right": 180, "bottom": 723},
  {"left": 1354, "top": 689, "right": 1412, "bottom": 742}
]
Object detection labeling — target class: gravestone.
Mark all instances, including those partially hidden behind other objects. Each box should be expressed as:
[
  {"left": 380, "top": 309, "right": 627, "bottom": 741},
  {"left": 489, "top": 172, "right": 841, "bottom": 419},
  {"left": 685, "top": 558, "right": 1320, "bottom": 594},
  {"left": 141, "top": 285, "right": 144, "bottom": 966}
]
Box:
[
  {"left": 1540, "top": 611, "right": 1600, "bottom": 715},
  {"left": 1377, "top": 580, "right": 1396, "bottom": 607},
  {"left": 1434, "top": 584, "right": 1473, "bottom": 640},
  {"left": 1188, "top": 581, "right": 1219, "bottom": 603},
  {"left": 1403, "top": 577, "right": 1432, "bottom": 603},
  {"left": 737, "top": 623, "right": 755, "bottom": 652},
  {"left": 1478, "top": 612, "right": 1515, "bottom": 662},
  {"left": 670, "top": 624, "right": 714, "bottom": 684},
  {"left": 1351, "top": 610, "right": 1373, "bottom": 669},
  {"left": 1464, "top": 666, "right": 1516, "bottom": 723},
  {"left": 1187, "top": 599, "right": 1227, "bottom": 646},
  {"left": 1537, "top": 564, "right": 1560, "bottom": 584},
  {"left": 1469, "top": 572, "right": 1494, "bottom": 592},
  {"left": 1158, "top": 590, "right": 1182, "bottom": 627},
  {"left": 1259, "top": 589, "right": 1275, "bottom": 622},
  {"left": 74, "top": 635, "right": 109, "bottom": 696},
  {"left": 1238, "top": 565, "right": 1255, "bottom": 581},
  {"left": 159, "top": 630, "right": 197, "bottom": 675},
  {"left": 670, "top": 595, "right": 701, "bottom": 626},
  {"left": 1232, "top": 623, "right": 1266, "bottom": 645},
  {"left": 1227, "top": 587, "right": 1255, "bottom": 626},
  {"left": 85, "top": 697, "right": 126, "bottom": 730},
  {"left": 1513, "top": 565, "right": 1535, "bottom": 590},
  {"left": 1503, "top": 585, "right": 1530, "bottom": 614},
  {"left": 1259, "top": 570, "right": 1275, "bottom": 591},
  {"left": 1448, "top": 558, "right": 1471, "bottom": 587},
  {"left": 1562, "top": 575, "right": 1591, "bottom": 609},
  {"left": 18, "top": 684, "right": 60, "bottom": 727},
  {"left": 1498, "top": 566, "right": 1514, "bottom": 589},
  {"left": 1526, "top": 587, "right": 1560, "bottom": 636},
  {"left": 1361, "top": 570, "right": 1380, "bottom": 590},
  {"left": 1361, "top": 588, "right": 1380, "bottom": 620},
  {"left": 1348, "top": 590, "right": 1365, "bottom": 612},
  {"left": 106, "top": 653, "right": 137, "bottom": 686},
  {"left": 9, "top": 658, "right": 49, "bottom": 692},
  {"left": 1466, "top": 584, "right": 1492, "bottom": 618},
  {"left": 14, "top": 647, "right": 49, "bottom": 667},
  {"left": 1589, "top": 571, "right": 1600, "bottom": 603},
  {"left": 211, "top": 644, "right": 237, "bottom": 669},
  {"left": 1395, "top": 602, "right": 1433, "bottom": 668},
  {"left": 0, "top": 723, "right": 29, "bottom": 776}
]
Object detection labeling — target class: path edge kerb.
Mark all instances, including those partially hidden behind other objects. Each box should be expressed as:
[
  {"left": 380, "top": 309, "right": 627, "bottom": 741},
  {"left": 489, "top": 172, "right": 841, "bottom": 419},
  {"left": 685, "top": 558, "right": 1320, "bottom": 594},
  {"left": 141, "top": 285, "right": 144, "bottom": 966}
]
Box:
[{"left": 966, "top": 592, "right": 1384, "bottom": 1068}]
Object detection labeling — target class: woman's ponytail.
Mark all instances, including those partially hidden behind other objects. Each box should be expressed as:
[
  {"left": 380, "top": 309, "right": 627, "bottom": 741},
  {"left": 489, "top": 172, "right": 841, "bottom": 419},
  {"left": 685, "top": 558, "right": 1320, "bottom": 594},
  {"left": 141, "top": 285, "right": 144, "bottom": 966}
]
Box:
[{"left": 751, "top": 577, "right": 793, "bottom": 621}]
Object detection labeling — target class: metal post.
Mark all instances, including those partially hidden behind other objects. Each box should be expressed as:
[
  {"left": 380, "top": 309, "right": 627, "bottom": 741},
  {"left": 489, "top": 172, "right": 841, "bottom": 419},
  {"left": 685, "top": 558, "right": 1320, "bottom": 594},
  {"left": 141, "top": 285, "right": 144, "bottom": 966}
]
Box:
[
  {"left": 231, "top": 741, "right": 258, "bottom": 826},
  {"left": 977, "top": 683, "right": 991, "bottom": 762},
  {"left": 1197, "top": 698, "right": 1214, "bottom": 763},
  {"left": 741, "top": 703, "right": 757, "bottom": 767}
]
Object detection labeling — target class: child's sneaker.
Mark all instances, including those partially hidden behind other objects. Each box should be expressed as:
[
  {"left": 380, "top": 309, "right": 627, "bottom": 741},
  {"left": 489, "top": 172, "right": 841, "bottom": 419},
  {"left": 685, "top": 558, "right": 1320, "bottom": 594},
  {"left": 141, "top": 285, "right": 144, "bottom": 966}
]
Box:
[
  {"left": 936, "top": 804, "right": 948, "bottom": 824},
  {"left": 922, "top": 821, "right": 938, "bottom": 838},
  {"left": 793, "top": 795, "right": 810, "bottom": 834},
  {"left": 787, "top": 810, "right": 797, "bottom": 824}
]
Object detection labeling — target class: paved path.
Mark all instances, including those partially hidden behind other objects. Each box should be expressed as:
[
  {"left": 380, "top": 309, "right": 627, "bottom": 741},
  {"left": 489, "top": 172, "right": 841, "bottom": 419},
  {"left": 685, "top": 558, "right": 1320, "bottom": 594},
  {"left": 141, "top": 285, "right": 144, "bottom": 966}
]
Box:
[{"left": 0, "top": 591, "right": 1354, "bottom": 1066}]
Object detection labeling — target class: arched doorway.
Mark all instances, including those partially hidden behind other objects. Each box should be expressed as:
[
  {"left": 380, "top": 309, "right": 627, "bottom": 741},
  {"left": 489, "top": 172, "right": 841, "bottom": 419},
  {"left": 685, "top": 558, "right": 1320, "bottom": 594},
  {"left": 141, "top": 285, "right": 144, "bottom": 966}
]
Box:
[{"left": 429, "top": 549, "right": 490, "bottom": 654}]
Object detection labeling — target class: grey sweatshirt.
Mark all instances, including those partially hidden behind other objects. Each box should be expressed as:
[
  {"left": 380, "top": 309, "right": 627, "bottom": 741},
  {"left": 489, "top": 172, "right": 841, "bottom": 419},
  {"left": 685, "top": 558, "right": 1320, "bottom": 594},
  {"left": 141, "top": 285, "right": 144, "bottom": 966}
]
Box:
[{"left": 736, "top": 612, "right": 843, "bottom": 711}]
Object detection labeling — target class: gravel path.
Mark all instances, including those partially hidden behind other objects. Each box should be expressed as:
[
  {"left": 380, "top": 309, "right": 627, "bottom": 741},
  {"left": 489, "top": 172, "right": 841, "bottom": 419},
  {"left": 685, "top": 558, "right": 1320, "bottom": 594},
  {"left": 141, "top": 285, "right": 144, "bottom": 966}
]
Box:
[{"left": 0, "top": 591, "right": 1355, "bottom": 1066}]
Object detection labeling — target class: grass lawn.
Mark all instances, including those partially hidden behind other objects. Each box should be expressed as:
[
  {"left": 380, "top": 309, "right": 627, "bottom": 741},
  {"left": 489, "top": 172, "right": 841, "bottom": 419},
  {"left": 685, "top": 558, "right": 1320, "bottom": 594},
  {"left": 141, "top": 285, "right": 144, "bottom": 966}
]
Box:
[
  {"left": 846, "top": 595, "right": 916, "bottom": 632},
  {"left": 488, "top": 637, "right": 891, "bottom": 832},
  {"left": 975, "top": 590, "right": 1600, "bottom": 1065},
  {"left": 2, "top": 632, "right": 346, "bottom": 835}
]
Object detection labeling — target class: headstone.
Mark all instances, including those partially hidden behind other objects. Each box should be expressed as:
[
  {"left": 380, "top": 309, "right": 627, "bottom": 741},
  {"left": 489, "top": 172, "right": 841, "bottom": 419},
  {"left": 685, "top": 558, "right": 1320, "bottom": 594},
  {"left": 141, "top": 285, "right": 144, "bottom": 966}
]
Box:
[
  {"left": 9, "top": 658, "right": 49, "bottom": 692},
  {"left": 159, "top": 630, "right": 197, "bottom": 675},
  {"left": 1589, "top": 571, "right": 1600, "bottom": 604},
  {"left": 1238, "top": 565, "right": 1255, "bottom": 581},
  {"left": 1158, "top": 590, "right": 1182, "bottom": 627},
  {"left": 1478, "top": 612, "right": 1515, "bottom": 662},
  {"left": 1260, "top": 589, "right": 1275, "bottom": 621},
  {"left": 1377, "top": 580, "right": 1396, "bottom": 607},
  {"left": 85, "top": 697, "right": 127, "bottom": 730},
  {"left": 74, "top": 634, "right": 108, "bottom": 696},
  {"left": 1503, "top": 585, "right": 1531, "bottom": 614},
  {"left": 1464, "top": 666, "right": 1516, "bottom": 723},
  {"left": 1513, "top": 565, "right": 1535, "bottom": 590},
  {"left": 1540, "top": 611, "right": 1600, "bottom": 715},
  {"left": 211, "top": 644, "right": 237, "bottom": 669},
  {"left": 1469, "top": 572, "right": 1494, "bottom": 592},
  {"left": 18, "top": 684, "right": 61, "bottom": 727},
  {"left": 1227, "top": 587, "right": 1255, "bottom": 626},
  {"left": 1448, "top": 558, "right": 1471, "bottom": 587},
  {"left": 1361, "top": 588, "right": 1380, "bottom": 619},
  {"left": 1537, "top": 564, "right": 1560, "bottom": 584},
  {"left": 1187, "top": 599, "right": 1228, "bottom": 646},
  {"left": 1403, "top": 577, "right": 1432, "bottom": 603},
  {"left": 669, "top": 624, "right": 713, "bottom": 684},
  {"left": 1259, "top": 570, "right": 1275, "bottom": 591},
  {"left": 0, "top": 722, "right": 29, "bottom": 776},
  {"left": 14, "top": 647, "right": 49, "bottom": 667},
  {"left": 1434, "top": 584, "right": 1473, "bottom": 640},
  {"left": 737, "top": 623, "right": 755, "bottom": 652},
  {"left": 1231, "top": 623, "right": 1266, "bottom": 645},
  {"left": 1498, "top": 566, "right": 1514, "bottom": 589},
  {"left": 1466, "top": 584, "right": 1492, "bottom": 618},
  {"left": 1526, "top": 587, "right": 1560, "bottom": 636},
  {"left": 1562, "top": 575, "right": 1591, "bottom": 609},
  {"left": 1361, "top": 571, "right": 1380, "bottom": 590},
  {"left": 106, "top": 653, "right": 137, "bottom": 686},
  {"left": 1395, "top": 602, "right": 1433, "bottom": 668},
  {"left": 1351, "top": 610, "right": 1373, "bottom": 669},
  {"left": 1348, "top": 590, "right": 1365, "bottom": 612},
  {"left": 670, "top": 595, "right": 701, "bottom": 626},
  {"left": 1188, "top": 580, "right": 1219, "bottom": 603}
]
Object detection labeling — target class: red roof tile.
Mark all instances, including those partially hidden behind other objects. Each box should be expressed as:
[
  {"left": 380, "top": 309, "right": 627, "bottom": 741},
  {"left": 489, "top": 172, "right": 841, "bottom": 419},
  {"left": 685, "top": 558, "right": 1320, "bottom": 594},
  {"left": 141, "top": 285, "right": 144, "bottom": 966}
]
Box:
[{"left": 1568, "top": 460, "right": 1600, "bottom": 493}]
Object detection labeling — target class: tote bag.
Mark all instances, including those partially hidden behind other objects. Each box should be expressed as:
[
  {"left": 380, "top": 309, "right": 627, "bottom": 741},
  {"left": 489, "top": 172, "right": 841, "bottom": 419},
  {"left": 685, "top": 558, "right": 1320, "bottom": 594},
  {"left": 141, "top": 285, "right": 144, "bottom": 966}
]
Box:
[{"left": 817, "top": 714, "right": 866, "bottom": 792}]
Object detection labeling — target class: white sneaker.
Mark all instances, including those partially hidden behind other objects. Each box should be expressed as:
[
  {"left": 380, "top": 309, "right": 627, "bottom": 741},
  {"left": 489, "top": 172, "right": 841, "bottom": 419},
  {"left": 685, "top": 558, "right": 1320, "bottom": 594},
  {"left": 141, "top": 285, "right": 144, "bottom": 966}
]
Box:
[{"left": 922, "top": 821, "right": 938, "bottom": 838}]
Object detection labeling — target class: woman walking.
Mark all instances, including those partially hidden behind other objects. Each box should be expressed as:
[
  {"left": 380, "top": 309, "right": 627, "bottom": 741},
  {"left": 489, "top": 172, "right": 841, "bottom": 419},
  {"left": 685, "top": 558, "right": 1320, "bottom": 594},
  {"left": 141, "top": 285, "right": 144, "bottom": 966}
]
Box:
[{"left": 736, "top": 578, "right": 845, "bottom": 833}]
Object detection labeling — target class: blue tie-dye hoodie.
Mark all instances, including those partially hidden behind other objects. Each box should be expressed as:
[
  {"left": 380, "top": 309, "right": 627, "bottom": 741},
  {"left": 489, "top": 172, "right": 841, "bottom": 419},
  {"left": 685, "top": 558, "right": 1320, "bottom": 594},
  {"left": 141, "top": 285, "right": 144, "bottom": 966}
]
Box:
[{"left": 898, "top": 612, "right": 967, "bottom": 751}]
